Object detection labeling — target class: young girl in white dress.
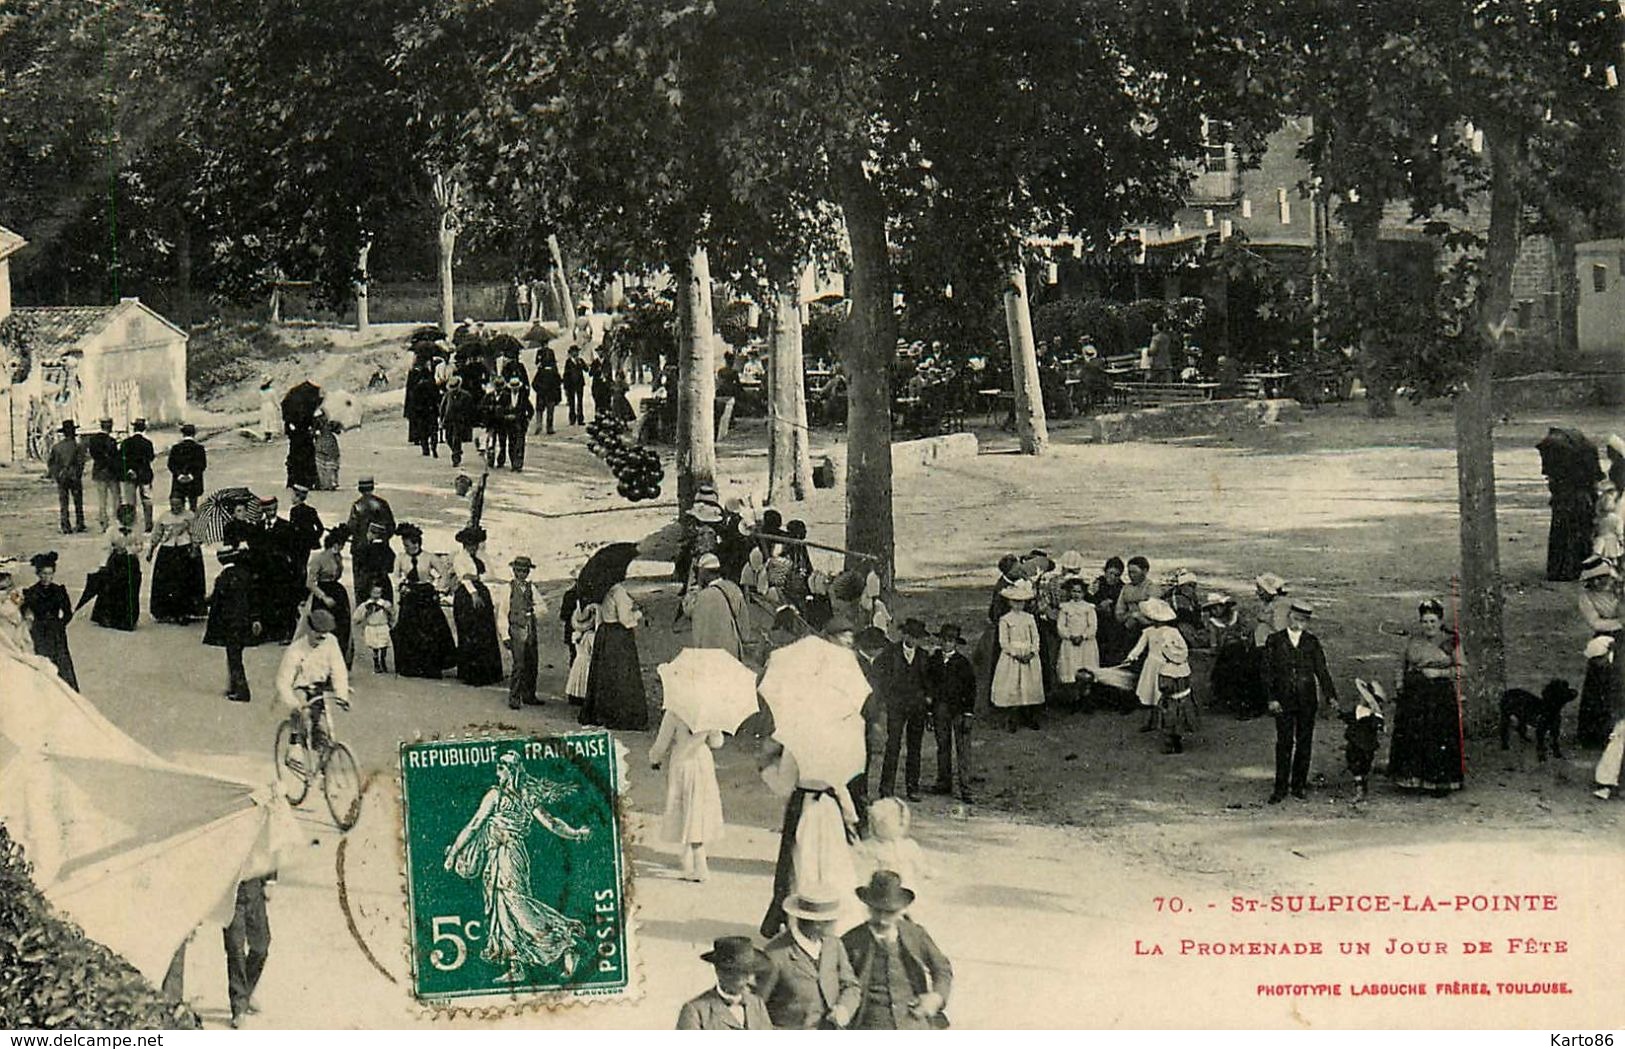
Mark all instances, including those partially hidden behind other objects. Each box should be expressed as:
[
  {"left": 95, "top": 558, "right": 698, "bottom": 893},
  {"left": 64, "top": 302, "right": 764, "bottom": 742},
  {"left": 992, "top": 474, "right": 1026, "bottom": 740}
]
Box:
[
  {"left": 1055, "top": 576, "right": 1100, "bottom": 706},
  {"left": 566, "top": 601, "right": 598, "bottom": 705},
  {"left": 353, "top": 582, "right": 397, "bottom": 673},
  {"left": 648, "top": 710, "right": 726, "bottom": 881},
  {"left": 991, "top": 579, "right": 1045, "bottom": 730}
]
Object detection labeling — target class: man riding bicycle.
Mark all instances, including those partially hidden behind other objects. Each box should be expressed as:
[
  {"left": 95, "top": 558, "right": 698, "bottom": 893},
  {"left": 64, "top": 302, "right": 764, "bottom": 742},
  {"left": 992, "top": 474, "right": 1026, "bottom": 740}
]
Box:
[{"left": 276, "top": 608, "right": 351, "bottom": 750}]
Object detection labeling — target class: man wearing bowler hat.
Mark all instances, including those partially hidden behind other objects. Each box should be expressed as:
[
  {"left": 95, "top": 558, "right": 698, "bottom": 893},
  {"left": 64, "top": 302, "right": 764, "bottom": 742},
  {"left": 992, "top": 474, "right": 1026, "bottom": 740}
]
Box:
[
  {"left": 759, "top": 885, "right": 861, "bottom": 1029},
  {"left": 842, "top": 871, "right": 953, "bottom": 1029},
  {"left": 118, "top": 417, "right": 157, "bottom": 533},
  {"left": 1262, "top": 599, "right": 1339, "bottom": 803},
  {"left": 926, "top": 623, "right": 976, "bottom": 802},
  {"left": 83, "top": 418, "right": 121, "bottom": 531},
  {"left": 45, "top": 420, "right": 87, "bottom": 534},
  {"left": 676, "top": 937, "right": 774, "bottom": 1029},
  {"left": 496, "top": 555, "right": 548, "bottom": 710},
  {"left": 873, "top": 617, "right": 934, "bottom": 802}
]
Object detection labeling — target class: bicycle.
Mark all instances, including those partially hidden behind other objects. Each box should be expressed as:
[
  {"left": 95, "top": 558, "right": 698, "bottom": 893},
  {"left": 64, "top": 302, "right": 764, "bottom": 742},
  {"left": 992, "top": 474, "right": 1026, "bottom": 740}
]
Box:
[{"left": 273, "top": 685, "right": 363, "bottom": 831}]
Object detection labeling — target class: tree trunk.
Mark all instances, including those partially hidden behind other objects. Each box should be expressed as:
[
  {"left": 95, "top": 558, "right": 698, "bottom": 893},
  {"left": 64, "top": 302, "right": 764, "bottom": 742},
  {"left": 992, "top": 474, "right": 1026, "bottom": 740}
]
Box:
[
  {"left": 1554, "top": 234, "right": 1578, "bottom": 361},
  {"left": 768, "top": 272, "right": 813, "bottom": 504},
  {"left": 1348, "top": 221, "right": 1396, "bottom": 418},
  {"left": 437, "top": 221, "right": 456, "bottom": 338},
  {"left": 1003, "top": 264, "right": 1050, "bottom": 455},
  {"left": 837, "top": 160, "right": 897, "bottom": 585},
  {"left": 549, "top": 235, "right": 576, "bottom": 334},
  {"left": 175, "top": 219, "right": 192, "bottom": 329},
  {"left": 1455, "top": 129, "right": 1518, "bottom": 735},
  {"left": 675, "top": 247, "right": 717, "bottom": 511},
  {"left": 355, "top": 239, "right": 372, "bottom": 334}
]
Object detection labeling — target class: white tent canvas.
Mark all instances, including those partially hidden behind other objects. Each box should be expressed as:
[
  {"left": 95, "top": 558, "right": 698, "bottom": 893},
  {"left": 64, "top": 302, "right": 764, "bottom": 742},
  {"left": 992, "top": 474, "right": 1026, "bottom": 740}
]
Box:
[{"left": 0, "top": 646, "right": 289, "bottom": 983}]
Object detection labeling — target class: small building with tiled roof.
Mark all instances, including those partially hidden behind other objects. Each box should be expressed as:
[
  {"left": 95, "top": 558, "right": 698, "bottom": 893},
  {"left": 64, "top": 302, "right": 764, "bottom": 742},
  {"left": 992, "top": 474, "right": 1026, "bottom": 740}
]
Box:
[
  {"left": 0, "top": 226, "right": 26, "bottom": 322},
  {"left": 12, "top": 300, "right": 189, "bottom": 431}
]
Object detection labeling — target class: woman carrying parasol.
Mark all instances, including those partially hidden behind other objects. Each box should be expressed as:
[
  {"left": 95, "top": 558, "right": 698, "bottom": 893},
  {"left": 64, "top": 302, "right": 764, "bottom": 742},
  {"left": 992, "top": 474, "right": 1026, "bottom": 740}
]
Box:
[
  {"left": 443, "top": 752, "right": 592, "bottom": 983},
  {"left": 576, "top": 542, "right": 649, "bottom": 731}
]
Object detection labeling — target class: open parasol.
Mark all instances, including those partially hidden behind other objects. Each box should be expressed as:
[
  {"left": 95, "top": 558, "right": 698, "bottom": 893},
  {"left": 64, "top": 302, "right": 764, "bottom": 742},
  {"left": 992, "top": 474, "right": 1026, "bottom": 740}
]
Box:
[
  {"left": 757, "top": 636, "right": 873, "bottom": 786},
  {"left": 575, "top": 542, "right": 640, "bottom": 606},
  {"left": 281, "top": 381, "right": 323, "bottom": 428},
  {"left": 195, "top": 487, "right": 264, "bottom": 545},
  {"left": 657, "top": 648, "right": 760, "bottom": 734}
]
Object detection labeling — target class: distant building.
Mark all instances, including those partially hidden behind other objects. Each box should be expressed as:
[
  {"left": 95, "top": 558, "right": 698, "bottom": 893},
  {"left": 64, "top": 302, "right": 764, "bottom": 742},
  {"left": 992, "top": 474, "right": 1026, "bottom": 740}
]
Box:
[
  {"left": 0, "top": 225, "right": 188, "bottom": 463},
  {"left": 1576, "top": 239, "right": 1625, "bottom": 359}
]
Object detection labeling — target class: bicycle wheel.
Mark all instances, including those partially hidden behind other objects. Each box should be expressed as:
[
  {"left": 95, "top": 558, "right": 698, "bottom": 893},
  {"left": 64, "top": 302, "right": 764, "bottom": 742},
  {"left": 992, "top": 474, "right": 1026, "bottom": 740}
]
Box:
[
  {"left": 322, "top": 742, "right": 363, "bottom": 831},
  {"left": 273, "top": 718, "right": 311, "bottom": 806}
]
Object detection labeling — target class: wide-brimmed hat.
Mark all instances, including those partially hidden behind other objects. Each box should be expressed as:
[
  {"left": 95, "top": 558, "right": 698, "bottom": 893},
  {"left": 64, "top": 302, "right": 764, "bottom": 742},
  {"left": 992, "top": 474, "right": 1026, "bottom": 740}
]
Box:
[
  {"left": 855, "top": 870, "right": 916, "bottom": 911},
  {"left": 1585, "top": 635, "right": 1616, "bottom": 660},
  {"left": 1057, "top": 549, "right": 1087, "bottom": 573},
  {"left": 900, "top": 617, "right": 929, "bottom": 640},
  {"left": 1288, "top": 600, "right": 1315, "bottom": 617},
  {"left": 1580, "top": 558, "right": 1616, "bottom": 582},
  {"left": 687, "top": 502, "right": 723, "bottom": 524},
  {"left": 783, "top": 885, "right": 843, "bottom": 921},
  {"left": 696, "top": 552, "right": 721, "bottom": 571},
  {"left": 700, "top": 936, "right": 770, "bottom": 971},
  {"left": 1169, "top": 567, "right": 1197, "bottom": 587},
  {"left": 290, "top": 483, "right": 311, "bottom": 496},
  {"left": 357, "top": 476, "right": 376, "bottom": 490},
  {"left": 510, "top": 555, "right": 535, "bottom": 570},
  {"left": 1000, "top": 579, "right": 1035, "bottom": 601},
  {"left": 455, "top": 525, "right": 487, "bottom": 546},
  {"left": 935, "top": 623, "right": 966, "bottom": 645},
  {"left": 1141, "top": 597, "right": 1177, "bottom": 623},
  {"left": 307, "top": 608, "right": 336, "bottom": 632},
  {"left": 1255, "top": 573, "right": 1288, "bottom": 596},
  {"left": 29, "top": 551, "right": 58, "bottom": 571},
  {"left": 1203, "top": 591, "right": 1235, "bottom": 609}
]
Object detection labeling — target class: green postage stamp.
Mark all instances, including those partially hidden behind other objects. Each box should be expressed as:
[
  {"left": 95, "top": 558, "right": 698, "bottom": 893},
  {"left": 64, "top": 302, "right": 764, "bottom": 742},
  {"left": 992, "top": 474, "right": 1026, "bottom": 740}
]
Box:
[{"left": 400, "top": 732, "right": 631, "bottom": 1005}]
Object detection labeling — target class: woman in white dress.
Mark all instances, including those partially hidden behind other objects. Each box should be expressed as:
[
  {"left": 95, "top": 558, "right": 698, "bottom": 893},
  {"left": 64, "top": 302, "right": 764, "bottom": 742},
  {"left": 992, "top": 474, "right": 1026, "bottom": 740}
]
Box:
[
  {"left": 565, "top": 601, "right": 597, "bottom": 705},
  {"left": 1055, "top": 575, "right": 1100, "bottom": 706},
  {"left": 648, "top": 710, "right": 725, "bottom": 881},
  {"left": 991, "top": 578, "right": 1045, "bottom": 730},
  {"left": 257, "top": 379, "right": 280, "bottom": 442}
]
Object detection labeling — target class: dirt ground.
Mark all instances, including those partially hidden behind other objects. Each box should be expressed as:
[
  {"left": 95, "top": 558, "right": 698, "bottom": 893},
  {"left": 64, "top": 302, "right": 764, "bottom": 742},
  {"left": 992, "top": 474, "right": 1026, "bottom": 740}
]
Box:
[{"left": 1, "top": 349, "right": 1620, "bottom": 1028}]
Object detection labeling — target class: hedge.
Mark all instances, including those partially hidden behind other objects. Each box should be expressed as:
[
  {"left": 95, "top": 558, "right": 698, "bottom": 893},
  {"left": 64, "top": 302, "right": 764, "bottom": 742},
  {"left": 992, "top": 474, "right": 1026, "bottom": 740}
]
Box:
[{"left": 0, "top": 823, "right": 200, "bottom": 1029}]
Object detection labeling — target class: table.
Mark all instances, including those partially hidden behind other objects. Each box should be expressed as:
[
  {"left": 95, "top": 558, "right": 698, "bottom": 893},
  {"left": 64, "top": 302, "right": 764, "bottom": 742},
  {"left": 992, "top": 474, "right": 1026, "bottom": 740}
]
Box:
[{"left": 1244, "top": 371, "right": 1292, "bottom": 398}]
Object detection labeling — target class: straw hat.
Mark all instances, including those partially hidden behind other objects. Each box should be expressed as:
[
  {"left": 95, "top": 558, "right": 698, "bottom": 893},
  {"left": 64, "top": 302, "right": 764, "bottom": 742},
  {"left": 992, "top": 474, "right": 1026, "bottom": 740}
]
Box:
[
  {"left": 1255, "top": 573, "right": 1288, "bottom": 596},
  {"left": 783, "top": 885, "right": 843, "bottom": 921},
  {"left": 1000, "top": 579, "right": 1036, "bottom": 602},
  {"left": 1057, "top": 549, "right": 1087, "bottom": 574},
  {"left": 1140, "top": 597, "right": 1177, "bottom": 623}
]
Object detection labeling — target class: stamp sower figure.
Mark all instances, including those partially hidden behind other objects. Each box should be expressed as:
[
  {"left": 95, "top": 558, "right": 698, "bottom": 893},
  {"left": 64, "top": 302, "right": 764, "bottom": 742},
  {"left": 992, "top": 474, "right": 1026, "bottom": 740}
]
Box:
[
  {"left": 842, "top": 870, "right": 953, "bottom": 1030},
  {"left": 1263, "top": 600, "right": 1338, "bottom": 803},
  {"left": 443, "top": 751, "right": 592, "bottom": 983},
  {"left": 677, "top": 937, "right": 774, "bottom": 1030},
  {"left": 757, "top": 886, "right": 862, "bottom": 1029},
  {"left": 46, "top": 420, "right": 86, "bottom": 535}
]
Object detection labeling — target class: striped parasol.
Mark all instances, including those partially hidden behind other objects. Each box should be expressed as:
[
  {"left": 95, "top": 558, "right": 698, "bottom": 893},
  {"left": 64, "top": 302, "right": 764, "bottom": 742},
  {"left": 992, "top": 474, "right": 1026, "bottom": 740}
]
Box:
[{"left": 195, "top": 487, "right": 263, "bottom": 546}]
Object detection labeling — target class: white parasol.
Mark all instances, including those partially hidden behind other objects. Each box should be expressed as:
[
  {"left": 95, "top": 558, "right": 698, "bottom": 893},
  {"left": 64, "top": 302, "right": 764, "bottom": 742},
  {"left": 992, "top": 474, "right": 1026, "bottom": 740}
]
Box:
[
  {"left": 758, "top": 636, "right": 872, "bottom": 786},
  {"left": 656, "top": 647, "right": 760, "bottom": 734}
]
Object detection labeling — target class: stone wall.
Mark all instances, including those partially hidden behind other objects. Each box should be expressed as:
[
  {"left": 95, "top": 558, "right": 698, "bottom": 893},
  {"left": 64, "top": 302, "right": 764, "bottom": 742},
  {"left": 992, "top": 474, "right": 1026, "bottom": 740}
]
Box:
[
  {"left": 1086, "top": 398, "right": 1303, "bottom": 444},
  {"left": 1493, "top": 373, "right": 1625, "bottom": 413}
]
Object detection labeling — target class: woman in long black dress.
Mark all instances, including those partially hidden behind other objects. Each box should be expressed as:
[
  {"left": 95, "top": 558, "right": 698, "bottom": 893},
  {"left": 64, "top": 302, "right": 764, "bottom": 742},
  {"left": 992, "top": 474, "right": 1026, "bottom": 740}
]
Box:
[
  {"left": 148, "top": 495, "right": 207, "bottom": 624},
  {"left": 532, "top": 347, "right": 563, "bottom": 435},
  {"left": 579, "top": 578, "right": 648, "bottom": 730},
  {"left": 392, "top": 522, "right": 457, "bottom": 679},
  {"left": 451, "top": 526, "right": 504, "bottom": 686},
  {"left": 304, "top": 524, "right": 354, "bottom": 666},
  {"left": 22, "top": 552, "right": 77, "bottom": 688},
  {"left": 1387, "top": 598, "right": 1466, "bottom": 795},
  {"left": 90, "top": 504, "right": 143, "bottom": 631}
]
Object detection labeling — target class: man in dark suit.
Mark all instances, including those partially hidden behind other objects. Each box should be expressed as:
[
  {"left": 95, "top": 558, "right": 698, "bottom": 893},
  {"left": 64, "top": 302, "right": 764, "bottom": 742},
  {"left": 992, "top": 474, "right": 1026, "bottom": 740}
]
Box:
[
  {"left": 45, "top": 421, "right": 86, "bottom": 534},
  {"left": 1263, "top": 600, "right": 1339, "bottom": 803},
  {"left": 926, "top": 623, "right": 977, "bottom": 802},
  {"left": 286, "top": 484, "right": 324, "bottom": 588},
  {"left": 83, "top": 418, "right": 121, "bottom": 531},
  {"left": 873, "top": 618, "right": 934, "bottom": 802},
  {"left": 203, "top": 542, "right": 262, "bottom": 702},
  {"left": 676, "top": 937, "right": 774, "bottom": 1030},
  {"left": 251, "top": 497, "right": 301, "bottom": 643},
  {"left": 562, "top": 346, "right": 588, "bottom": 425},
  {"left": 118, "top": 417, "right": 157, "bottom": 533},
  {"left": 166, "top": 423, "right": 207, "bottom": 510},
  {"left": 758, "top": 888, "right": 861, "bottom": 1029},
  {"left": 842, "top": 871, "right": 953, "bottom": 1029}
]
